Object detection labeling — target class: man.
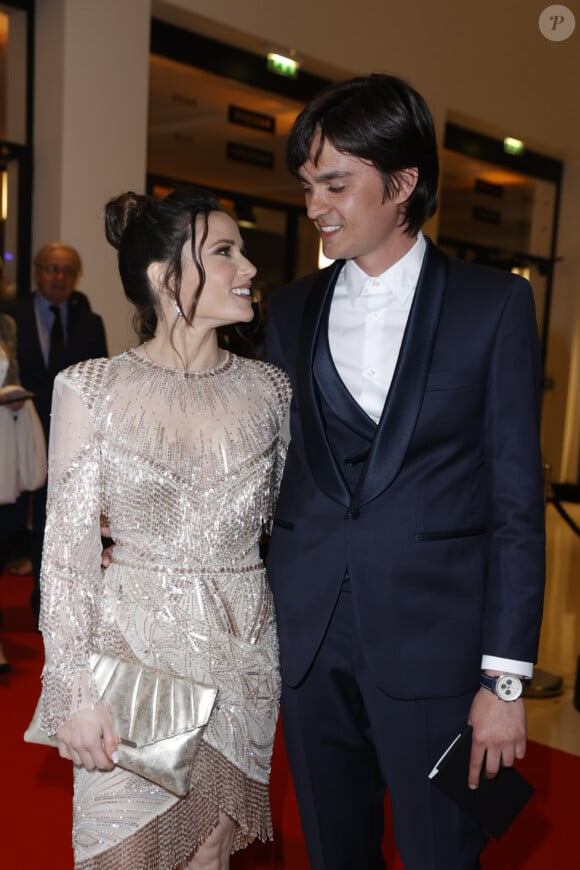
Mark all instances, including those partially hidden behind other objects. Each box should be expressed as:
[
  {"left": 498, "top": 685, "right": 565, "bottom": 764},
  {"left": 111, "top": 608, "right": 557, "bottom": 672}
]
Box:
[
  {"left": 266, "top": 74, "right": 545, "bottom": 870},
  {"left": 2, "top": 242, "right": 107, "bottom": 618}
]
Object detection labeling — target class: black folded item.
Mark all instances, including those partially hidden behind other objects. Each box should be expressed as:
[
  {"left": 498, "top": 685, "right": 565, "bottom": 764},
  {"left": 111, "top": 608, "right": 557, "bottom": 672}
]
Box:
[{"left": 429, "top": 726, "right": 534, "bottom": 838}]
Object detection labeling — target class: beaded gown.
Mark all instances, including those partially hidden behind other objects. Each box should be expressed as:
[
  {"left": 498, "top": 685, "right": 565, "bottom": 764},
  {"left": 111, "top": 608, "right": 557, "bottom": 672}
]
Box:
[{"left": 36, "top": 348, "right": 291, "bottom": 869}]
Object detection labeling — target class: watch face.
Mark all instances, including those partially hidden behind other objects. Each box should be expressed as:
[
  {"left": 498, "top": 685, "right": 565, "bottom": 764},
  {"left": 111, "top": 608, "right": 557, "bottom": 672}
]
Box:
[{"left": 496, "top": 675, "right": 523, "bottom": 701}]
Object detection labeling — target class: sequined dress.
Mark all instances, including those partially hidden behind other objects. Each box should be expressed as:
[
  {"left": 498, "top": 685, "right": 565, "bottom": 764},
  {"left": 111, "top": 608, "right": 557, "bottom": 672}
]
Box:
[{"left": 36, "top": 349, "right": 291, "bottom": 869}]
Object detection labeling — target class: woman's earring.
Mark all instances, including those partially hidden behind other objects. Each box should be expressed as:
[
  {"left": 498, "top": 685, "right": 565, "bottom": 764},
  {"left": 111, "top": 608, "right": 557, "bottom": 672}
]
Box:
[{"left": 173, "top": 298, "right": 184, "bottom": 318}]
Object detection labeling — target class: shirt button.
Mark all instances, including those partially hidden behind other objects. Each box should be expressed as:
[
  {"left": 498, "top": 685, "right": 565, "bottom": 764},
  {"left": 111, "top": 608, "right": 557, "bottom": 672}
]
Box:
[{"left": 366, "top": 368, "right": 376, "bottom": 377}]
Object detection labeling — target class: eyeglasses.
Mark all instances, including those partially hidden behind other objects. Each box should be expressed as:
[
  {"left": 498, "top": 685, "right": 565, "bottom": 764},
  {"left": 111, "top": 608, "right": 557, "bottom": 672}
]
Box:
[{"left": 38, "top": 264, "right": 77, "bottom": 277}]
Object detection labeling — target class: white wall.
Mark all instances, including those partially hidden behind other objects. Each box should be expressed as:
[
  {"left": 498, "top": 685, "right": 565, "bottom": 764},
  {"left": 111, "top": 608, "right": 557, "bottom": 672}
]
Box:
[
  {"left": 552, "top": 160, "right": 580, "bottom": 482},
  {"left": 34, "top": 0, "right": 152, "bottom": 356}
]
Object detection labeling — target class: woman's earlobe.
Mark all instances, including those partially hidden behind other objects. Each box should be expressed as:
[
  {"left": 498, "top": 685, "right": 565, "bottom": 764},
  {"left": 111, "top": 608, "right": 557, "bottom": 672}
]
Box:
[{"left": 146, "top": 261, "right": 166, "bottom": 292}]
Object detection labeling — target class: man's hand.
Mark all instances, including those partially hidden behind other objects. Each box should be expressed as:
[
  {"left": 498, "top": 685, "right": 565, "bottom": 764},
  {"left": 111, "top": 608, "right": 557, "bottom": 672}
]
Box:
[{"left": 467, "top": 688, "right": 526, "bottom": 789}]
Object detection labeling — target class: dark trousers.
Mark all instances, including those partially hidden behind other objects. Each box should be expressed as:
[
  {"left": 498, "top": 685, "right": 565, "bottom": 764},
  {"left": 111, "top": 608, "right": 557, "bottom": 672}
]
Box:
[{"left": 280, "top": 581, "right": 488, "bottom": 870}]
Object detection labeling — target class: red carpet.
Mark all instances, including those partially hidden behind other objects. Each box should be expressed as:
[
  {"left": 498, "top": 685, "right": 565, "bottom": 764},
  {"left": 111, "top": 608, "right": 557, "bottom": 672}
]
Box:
[{"left": 1, "top": 570, "right": 577, "bottom": 868}]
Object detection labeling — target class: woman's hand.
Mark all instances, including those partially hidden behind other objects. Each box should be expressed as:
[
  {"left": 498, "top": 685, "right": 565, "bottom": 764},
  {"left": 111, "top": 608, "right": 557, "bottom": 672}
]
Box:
[
  {"left": 56, "top": 700, "right": 119, "bottom": 771},
  {"left": 101, "top": 524, "right": 115, "bottom": 570}
]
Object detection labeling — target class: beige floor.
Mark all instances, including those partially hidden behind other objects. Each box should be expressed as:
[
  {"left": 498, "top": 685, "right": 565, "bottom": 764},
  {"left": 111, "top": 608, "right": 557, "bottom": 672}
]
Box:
[{"left": 526, "top": 500, "right": 580, "bottom": 756}]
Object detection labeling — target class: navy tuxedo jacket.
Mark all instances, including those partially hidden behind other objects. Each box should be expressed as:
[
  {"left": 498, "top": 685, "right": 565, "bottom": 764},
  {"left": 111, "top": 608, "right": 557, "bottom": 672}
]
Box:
[
  {"left": 266, "top": 239, "right": 545, "bottom": 698},
  {"left": 1, "top": 294, "right": 107, "bottom": 437}
]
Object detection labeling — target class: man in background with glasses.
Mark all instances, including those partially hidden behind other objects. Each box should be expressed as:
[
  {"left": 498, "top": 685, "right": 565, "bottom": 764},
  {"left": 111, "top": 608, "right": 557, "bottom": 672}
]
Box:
[{"left": 1, "top": 242, "right": 107, "bottom": 622}]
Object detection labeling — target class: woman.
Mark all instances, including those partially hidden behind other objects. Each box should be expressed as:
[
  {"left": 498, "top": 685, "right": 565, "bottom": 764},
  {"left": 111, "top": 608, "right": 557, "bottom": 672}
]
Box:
[
  {"left": 35, "top": 188, "right": 291, "bottom": 868},
  {"left": 0, "top": 312, "right": 19, "bottom": 673},
  {"left": 1, "top": 312, "right": 38, "bottom": 673}
]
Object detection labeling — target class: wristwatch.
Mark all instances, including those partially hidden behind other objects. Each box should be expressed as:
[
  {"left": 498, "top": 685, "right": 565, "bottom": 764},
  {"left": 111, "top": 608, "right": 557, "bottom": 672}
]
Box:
[{"left": 479, "top": 672, "right": 525, "bottom": 701}]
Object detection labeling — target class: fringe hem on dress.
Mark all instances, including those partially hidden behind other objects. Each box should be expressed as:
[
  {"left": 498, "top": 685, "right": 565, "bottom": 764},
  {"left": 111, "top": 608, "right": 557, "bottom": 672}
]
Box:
[{"left": 75, "top": 741, "right": 273, "bottom": 869}]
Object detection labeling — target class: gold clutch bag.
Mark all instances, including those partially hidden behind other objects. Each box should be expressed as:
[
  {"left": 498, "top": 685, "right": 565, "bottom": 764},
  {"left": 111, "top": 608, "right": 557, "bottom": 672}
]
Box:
[{"left": 24, "top": 653, "right": 218, "bottom": 797}]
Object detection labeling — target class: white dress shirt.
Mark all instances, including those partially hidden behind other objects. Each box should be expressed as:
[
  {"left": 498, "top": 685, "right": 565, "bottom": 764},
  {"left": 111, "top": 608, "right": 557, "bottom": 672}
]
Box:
[
  {"left": 329, "top": 233, "right": 425, "bottom": 423},
  {"left": 33, "top": 291, "right": 69, "bottom": 368},
  {"left": 327, "top": 232, "right": 531, "bottom": 680}
]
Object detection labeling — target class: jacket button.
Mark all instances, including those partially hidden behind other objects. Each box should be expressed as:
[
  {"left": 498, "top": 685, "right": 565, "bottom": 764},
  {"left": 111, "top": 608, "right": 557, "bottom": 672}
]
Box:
[{"left": 346, "top": 509, "right": 360, "bottom": 520}]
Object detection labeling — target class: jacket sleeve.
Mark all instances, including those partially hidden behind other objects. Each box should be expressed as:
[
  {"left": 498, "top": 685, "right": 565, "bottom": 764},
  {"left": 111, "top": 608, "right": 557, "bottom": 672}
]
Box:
[{"left": 482, "top": 276, "right": 546, "bottom": 662}]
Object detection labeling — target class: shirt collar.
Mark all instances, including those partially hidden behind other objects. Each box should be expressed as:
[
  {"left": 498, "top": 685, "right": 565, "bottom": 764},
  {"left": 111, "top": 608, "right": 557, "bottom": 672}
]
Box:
[
  {"left": 33, "top": 290, "right": 66, "bottom": 315},
  {"left": 343, "top": 232, "right": 426, "bottom": 306}
]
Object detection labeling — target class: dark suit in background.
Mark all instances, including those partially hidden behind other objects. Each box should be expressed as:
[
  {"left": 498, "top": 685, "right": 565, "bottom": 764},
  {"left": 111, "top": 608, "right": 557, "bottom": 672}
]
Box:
[
  {"left": 1, "top": 242, "right": 107, "bottom": 618},
  {"left": 5, "top": 292, "right": 107, "bottom": 440}
]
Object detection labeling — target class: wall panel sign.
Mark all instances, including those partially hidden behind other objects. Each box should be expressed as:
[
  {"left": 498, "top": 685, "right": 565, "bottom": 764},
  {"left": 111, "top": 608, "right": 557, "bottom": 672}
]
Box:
[
  {"left": 474, "top": 178, "right": 504, "bottom": 198},
  {"left": 226, "top": 142, "right": 274, "bottom": 169},
  {"left": 472, "top": 206, "right": 501, "bottom": 225},
  {"left": 228, "top": 105, "right": 275, "bottom": 133}
]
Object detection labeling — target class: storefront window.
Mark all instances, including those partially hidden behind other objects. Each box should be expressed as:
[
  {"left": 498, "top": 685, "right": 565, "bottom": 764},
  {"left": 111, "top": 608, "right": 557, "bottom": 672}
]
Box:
[{"left": 0, "top": 2, "right": 32, "bottom": 296}]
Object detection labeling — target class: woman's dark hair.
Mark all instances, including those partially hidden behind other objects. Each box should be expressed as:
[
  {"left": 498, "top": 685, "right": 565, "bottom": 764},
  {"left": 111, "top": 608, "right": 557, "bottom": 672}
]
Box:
[
  {"left": 104, "top": 186, "right": 225, "bottom": 341},
  {"left": 287, "top": 74, "right": 439, "bottom": 236}
]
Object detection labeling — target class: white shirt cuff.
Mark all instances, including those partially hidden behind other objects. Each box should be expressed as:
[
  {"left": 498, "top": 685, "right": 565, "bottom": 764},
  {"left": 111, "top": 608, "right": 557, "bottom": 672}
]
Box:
[{"left": 481, "top": 655, "right": 533, "bottom": 679}]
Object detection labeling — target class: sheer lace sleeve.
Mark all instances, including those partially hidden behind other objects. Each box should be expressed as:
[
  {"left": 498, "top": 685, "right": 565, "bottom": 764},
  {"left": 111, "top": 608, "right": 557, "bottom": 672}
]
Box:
[
  {"left": 265, "top": 364, "right": 291, "bottom": 531},
  {"left": 38, "top": 371, "right": 104, "bottom": 734}
]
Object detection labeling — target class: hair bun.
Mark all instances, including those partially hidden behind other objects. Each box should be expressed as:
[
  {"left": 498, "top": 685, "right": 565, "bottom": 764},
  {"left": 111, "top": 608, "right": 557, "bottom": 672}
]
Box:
[{"left": 104, "top": 192, "right": 150, "bottom": 250}]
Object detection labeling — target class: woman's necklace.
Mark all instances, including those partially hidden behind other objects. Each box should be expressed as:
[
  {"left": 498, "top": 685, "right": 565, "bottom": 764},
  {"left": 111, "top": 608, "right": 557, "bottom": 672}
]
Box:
[{"left": 142, "top": 341, "right": 223, "bottom": 373}]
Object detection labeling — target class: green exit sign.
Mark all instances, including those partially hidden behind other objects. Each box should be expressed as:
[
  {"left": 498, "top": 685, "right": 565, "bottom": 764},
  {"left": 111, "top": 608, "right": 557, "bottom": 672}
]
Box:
[
  {"left": 267, "top": 52, "right": 299, "bottom": 79},
  {"left": 504, "top": 137, "right": 525, "bottom": 156}
]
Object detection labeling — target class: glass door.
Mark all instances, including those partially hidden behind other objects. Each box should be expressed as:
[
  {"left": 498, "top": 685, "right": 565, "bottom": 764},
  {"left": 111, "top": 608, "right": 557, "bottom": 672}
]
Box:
[
  {"left": 0, "top": 143, "right": 31, "bottom": 298},
  {"left": 0, "top": 1, "right": 33, "bottom": 297}
]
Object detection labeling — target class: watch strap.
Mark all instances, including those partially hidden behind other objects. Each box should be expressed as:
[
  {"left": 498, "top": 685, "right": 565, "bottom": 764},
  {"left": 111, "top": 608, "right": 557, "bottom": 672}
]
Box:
[{"left": 479, "top": 672, "right": 498, "bottom": 693}]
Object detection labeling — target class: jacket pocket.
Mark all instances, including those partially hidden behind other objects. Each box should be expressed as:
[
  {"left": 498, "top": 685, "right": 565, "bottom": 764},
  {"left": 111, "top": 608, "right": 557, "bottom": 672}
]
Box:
[{"left": 415, "top": 527, "right": 486, "bottom": 542}]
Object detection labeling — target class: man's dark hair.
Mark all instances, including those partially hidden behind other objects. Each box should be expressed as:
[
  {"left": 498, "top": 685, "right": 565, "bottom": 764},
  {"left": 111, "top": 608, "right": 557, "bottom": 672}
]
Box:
[{"left": 287, "top": 73, "right": 439, "bottom": 235}]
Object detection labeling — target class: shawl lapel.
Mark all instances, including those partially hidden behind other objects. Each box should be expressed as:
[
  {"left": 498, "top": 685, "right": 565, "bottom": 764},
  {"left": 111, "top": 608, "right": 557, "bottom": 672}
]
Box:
[
  {"left": 295, "top": 240, "right": 448, "bottom": 511},
  {"left": 351, "top": 238, "right": 448, "bottom": 511},
  {"left": 296, "top": 260, "right": 351, "bottom": 506},
  {"left": 314, "top": 325, "right": 377, "bottom": 442}
]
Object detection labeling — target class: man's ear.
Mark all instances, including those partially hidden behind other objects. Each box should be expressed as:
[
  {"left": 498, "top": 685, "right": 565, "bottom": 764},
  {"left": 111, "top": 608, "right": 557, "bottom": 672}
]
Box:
[
  {"left": 394, "top": 167, "right": 419, "bottom": 201},
  {"left": 146, "top": 261, "right": 166, "bottom": 292}
]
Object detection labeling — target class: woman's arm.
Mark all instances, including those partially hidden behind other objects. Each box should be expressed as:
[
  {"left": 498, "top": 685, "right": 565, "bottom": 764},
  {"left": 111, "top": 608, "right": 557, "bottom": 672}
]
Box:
[{"left": 39, "top": 371, "right": 117, "bottom": 769}]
